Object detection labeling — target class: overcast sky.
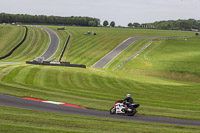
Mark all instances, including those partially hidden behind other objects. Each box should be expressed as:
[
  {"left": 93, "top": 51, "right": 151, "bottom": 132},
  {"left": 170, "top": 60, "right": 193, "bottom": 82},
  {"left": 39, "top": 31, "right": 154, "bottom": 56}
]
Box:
[{"left": 1, "top": 0, "right": 200, "bottom": 26}]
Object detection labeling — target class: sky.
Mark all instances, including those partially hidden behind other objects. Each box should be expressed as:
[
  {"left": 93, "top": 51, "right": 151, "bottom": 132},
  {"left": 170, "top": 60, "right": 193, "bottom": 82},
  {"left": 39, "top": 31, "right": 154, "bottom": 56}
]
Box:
[{"left": 1, "top": 0, "right": 200, "bottom": 26}]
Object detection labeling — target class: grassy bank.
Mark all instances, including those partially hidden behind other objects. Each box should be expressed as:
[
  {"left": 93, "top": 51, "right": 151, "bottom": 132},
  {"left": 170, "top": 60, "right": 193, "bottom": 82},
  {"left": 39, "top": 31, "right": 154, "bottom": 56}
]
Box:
[
  {"left": 61, "top": 26, "right": 194, "bottom": 66},
  {"left": 0, "top": 26, "right": 50, "bottom": 62},
  {"left": 0, "top": 25, "right": 25, "bottom": 57},
  {"left": 114, "top": 37, "right": 200, "bottom": 82},
  {"left": 0, "top": 106, "right": 199, "bottom": 133}
]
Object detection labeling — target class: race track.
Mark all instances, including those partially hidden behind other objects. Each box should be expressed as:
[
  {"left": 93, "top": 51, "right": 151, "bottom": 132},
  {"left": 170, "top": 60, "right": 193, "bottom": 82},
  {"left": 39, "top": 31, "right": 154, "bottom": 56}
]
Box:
[
  {"left": 0, "top": 94, "right": 199, "bottom": 127},
  {"left": 39, "top": 27, "right": 60, "bottom": 60},
  {"left": 92, "top": 36, "right": 157, "bottom": 68}
]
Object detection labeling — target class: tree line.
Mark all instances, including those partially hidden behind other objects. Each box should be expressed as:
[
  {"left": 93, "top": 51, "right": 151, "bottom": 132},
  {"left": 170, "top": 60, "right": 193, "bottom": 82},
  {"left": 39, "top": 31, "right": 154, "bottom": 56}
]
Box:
[
  {"left": 0, "top": 13, "right": 100, "bottom": 27},
  {"left": 152, "top": 19, "right": 200, "bottom": 31},
  {"left": 128, "top": 19, "right": 200, "bottom": 31}
]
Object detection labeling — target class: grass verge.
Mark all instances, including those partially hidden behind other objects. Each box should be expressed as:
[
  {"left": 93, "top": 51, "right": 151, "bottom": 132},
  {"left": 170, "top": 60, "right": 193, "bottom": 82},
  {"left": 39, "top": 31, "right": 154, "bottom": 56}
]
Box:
[{"left": 0, "top": 106, "right": 199, "bottom": 133}]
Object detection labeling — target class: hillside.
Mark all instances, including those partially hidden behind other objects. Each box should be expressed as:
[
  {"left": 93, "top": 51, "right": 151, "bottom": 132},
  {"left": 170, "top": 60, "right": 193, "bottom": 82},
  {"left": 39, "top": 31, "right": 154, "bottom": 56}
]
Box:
[
  {"left": 61, "top": 26, "right": 194, "bottom": 66},
  {"left": 0, "top": 26, "right": 50, "bottom": 62},
  {"left": 0, "top": 26, "right": 199, "bottom": 132},
  {"left": 0, "top": 63, "right": 200, "bottom": 120},
  {"left": 112, "top": 37, "right": 200, "bottom": 82}
]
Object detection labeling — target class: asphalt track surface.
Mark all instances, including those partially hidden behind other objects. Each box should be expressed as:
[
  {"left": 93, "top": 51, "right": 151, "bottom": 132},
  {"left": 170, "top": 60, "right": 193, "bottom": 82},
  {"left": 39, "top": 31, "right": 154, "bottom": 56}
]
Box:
[
  {"left": 92, "top": 36, "right": 157, "bottom": 68},
  {"left": 39, "top": 27, "right": 60, "bottom": 60},
  {"left": 0, "top": 94, "right": 200, "bottom": 127}
]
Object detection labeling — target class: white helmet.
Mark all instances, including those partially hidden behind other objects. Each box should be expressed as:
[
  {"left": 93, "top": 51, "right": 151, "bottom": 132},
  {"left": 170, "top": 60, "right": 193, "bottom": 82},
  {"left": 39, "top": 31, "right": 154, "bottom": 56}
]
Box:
[{"left": 126, "top": 94, "right": 131, "bottom": 97}]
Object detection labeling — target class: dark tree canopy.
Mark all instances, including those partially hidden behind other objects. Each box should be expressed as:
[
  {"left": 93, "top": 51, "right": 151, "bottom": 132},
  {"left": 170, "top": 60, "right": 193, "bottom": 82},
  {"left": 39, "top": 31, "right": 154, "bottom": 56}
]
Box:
[
  {"left": 103, "top": 20, "right": 109, "bottom": 26},
  {"left": 110, "top": 21, "right": 115, "bottom": 27},
  {"left": 128, "top": 23, "right": 133, "bottom": 27},
  {"left": 133, "top": 22, "right": 140, "bottom": 27},
  {"left": 0, "top": 13, "right": 100, "bottom": 27},
  {"left": 88, "top": 21, "right": 97, "bottom": 27},
  {"left": 128, "top": 19, "right": 200, "bottom": 31},
  {"left": 152, "top": 19, "right": 200, "bottom": 31}
]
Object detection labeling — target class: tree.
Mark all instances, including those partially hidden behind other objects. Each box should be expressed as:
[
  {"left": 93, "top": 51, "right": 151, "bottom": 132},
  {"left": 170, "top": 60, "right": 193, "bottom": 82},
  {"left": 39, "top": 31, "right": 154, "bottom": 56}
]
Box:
[
  {"left": 128, "top": 23, "right": 133, "bottom": 27},
  {"left": 133, "top": 22, "right": 140, "bottom": 27},
  {"left": 103, "top": 20, "right": 109, "bottom": 26},
  {"left": 88, "top": 21, "right": 97, "bottom": 27},
  {"left": 110, "top": 21, "right": 115, "bottom": 27}
]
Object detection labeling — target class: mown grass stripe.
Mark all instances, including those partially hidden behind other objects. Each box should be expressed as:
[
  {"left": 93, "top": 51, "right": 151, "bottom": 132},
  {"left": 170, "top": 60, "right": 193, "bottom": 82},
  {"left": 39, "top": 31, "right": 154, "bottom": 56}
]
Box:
[
  {"left": 0, "top": 26, "right": 27, "bottom": 60},
  {"left": 0, "top": 25, "right": 25, "bottom": 56},
  {"left": 1, "top": 106, "right": 200, "bottom": 133},
  {"left": 0, "top": 26, "right": 50, "bottom": 62}
]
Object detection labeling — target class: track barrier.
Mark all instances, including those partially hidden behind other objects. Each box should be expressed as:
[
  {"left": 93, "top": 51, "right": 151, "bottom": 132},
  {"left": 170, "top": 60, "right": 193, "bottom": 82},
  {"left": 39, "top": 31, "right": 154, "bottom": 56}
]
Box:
[
  {"left": 58, "top": 35, "right": 70, "bottom": 62},
  {"left": 26, "top": 61, "right": 86, "bottom": 68}
]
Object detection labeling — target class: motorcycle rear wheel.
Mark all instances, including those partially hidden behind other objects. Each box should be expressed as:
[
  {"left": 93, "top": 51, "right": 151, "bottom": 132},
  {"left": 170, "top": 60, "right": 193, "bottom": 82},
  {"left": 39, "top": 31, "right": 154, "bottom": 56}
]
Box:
[
  {"left": 127, "top": 108, "right": 137, "bottom": 116},
  {"left": 110, "top": 107, "right": 116, "bottom": 114}
]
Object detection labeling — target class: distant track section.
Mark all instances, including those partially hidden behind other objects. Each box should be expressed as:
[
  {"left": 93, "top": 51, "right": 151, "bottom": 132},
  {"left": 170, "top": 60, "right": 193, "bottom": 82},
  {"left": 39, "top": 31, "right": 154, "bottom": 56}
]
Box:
[
  {"left": 92, "top": 36, "right": 157, "bottom": 68},
  {"left": 39, "top": 27, "right": 60, "bottom": 60},
  {"left": 0, "top": 26, "right": 28, "bottom": 60}
]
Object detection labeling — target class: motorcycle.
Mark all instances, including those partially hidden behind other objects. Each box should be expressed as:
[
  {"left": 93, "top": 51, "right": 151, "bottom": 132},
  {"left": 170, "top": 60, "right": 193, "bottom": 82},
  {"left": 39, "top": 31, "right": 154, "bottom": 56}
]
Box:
[{"left": 110, "top": 100, "right": 140, "bottom": 116}]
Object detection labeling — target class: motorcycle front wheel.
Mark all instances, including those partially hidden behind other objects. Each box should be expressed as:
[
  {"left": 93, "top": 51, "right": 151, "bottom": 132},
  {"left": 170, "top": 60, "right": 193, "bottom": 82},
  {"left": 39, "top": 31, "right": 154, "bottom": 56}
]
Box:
[{"left": 110, "top": 107, "right": 116, "bottom": 114}]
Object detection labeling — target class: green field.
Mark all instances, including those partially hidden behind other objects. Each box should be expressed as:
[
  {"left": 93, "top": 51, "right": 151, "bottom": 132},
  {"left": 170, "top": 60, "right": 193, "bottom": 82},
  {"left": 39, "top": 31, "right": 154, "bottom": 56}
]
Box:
[
  {"left": 0, "top": 25, "right": 199, "bottom": 132},
  {"left": 0, "top": 24, "right": 25, "bottom": 57}
]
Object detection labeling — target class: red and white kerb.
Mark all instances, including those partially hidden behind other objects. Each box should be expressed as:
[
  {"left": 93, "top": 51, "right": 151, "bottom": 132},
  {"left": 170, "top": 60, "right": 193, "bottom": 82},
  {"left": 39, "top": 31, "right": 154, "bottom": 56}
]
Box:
[{"left": 23, "top": 97, "right": 86, "bottom": 109}]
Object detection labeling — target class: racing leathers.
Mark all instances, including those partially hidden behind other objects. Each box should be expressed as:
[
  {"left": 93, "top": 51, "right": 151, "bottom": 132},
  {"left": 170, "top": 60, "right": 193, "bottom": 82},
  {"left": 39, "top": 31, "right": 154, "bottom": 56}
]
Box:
[{"left": 122, "top": 97, "right": 134, "bottom": 106}]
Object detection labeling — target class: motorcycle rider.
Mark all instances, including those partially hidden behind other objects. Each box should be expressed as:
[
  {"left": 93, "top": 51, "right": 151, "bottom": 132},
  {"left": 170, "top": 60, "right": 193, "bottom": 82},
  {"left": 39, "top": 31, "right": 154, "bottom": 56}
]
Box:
[{"left": 122, "top": 94, "right": 134, "bottom": 110}]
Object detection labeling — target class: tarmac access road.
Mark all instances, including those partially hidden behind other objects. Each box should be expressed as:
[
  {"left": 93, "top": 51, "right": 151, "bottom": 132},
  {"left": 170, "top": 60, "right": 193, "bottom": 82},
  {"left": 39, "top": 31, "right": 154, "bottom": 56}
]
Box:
[
  {"left": 39, "top": 27, "right": 60, "bottom": 60},
  {"left": 92, "top": 36, "right": 158, "bottom": 68},
  {"left": 0, "top": 94, "right": 200, "bottom": 127}
]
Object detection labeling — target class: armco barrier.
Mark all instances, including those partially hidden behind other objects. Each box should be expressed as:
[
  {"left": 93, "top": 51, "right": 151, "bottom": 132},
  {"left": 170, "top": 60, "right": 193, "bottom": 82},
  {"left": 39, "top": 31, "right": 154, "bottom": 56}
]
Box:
[
  {"left": 0, "top": 26, "right": 28, "bottom": 60},
  {"left": 58, "top": 35, "right": 70, "bottom": 62},
  {"left": 114, "top": 36, "right": 193, "bottom": 71},
  {"left": 26, "top": 61, "right": 86, "bottom": 68}
]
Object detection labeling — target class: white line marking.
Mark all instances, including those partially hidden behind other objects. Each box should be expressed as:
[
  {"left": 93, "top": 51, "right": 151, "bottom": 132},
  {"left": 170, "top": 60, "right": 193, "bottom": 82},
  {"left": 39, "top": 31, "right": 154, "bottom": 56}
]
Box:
[{"left": 42, "top": 101, "right": 64, "bottom": 105}]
